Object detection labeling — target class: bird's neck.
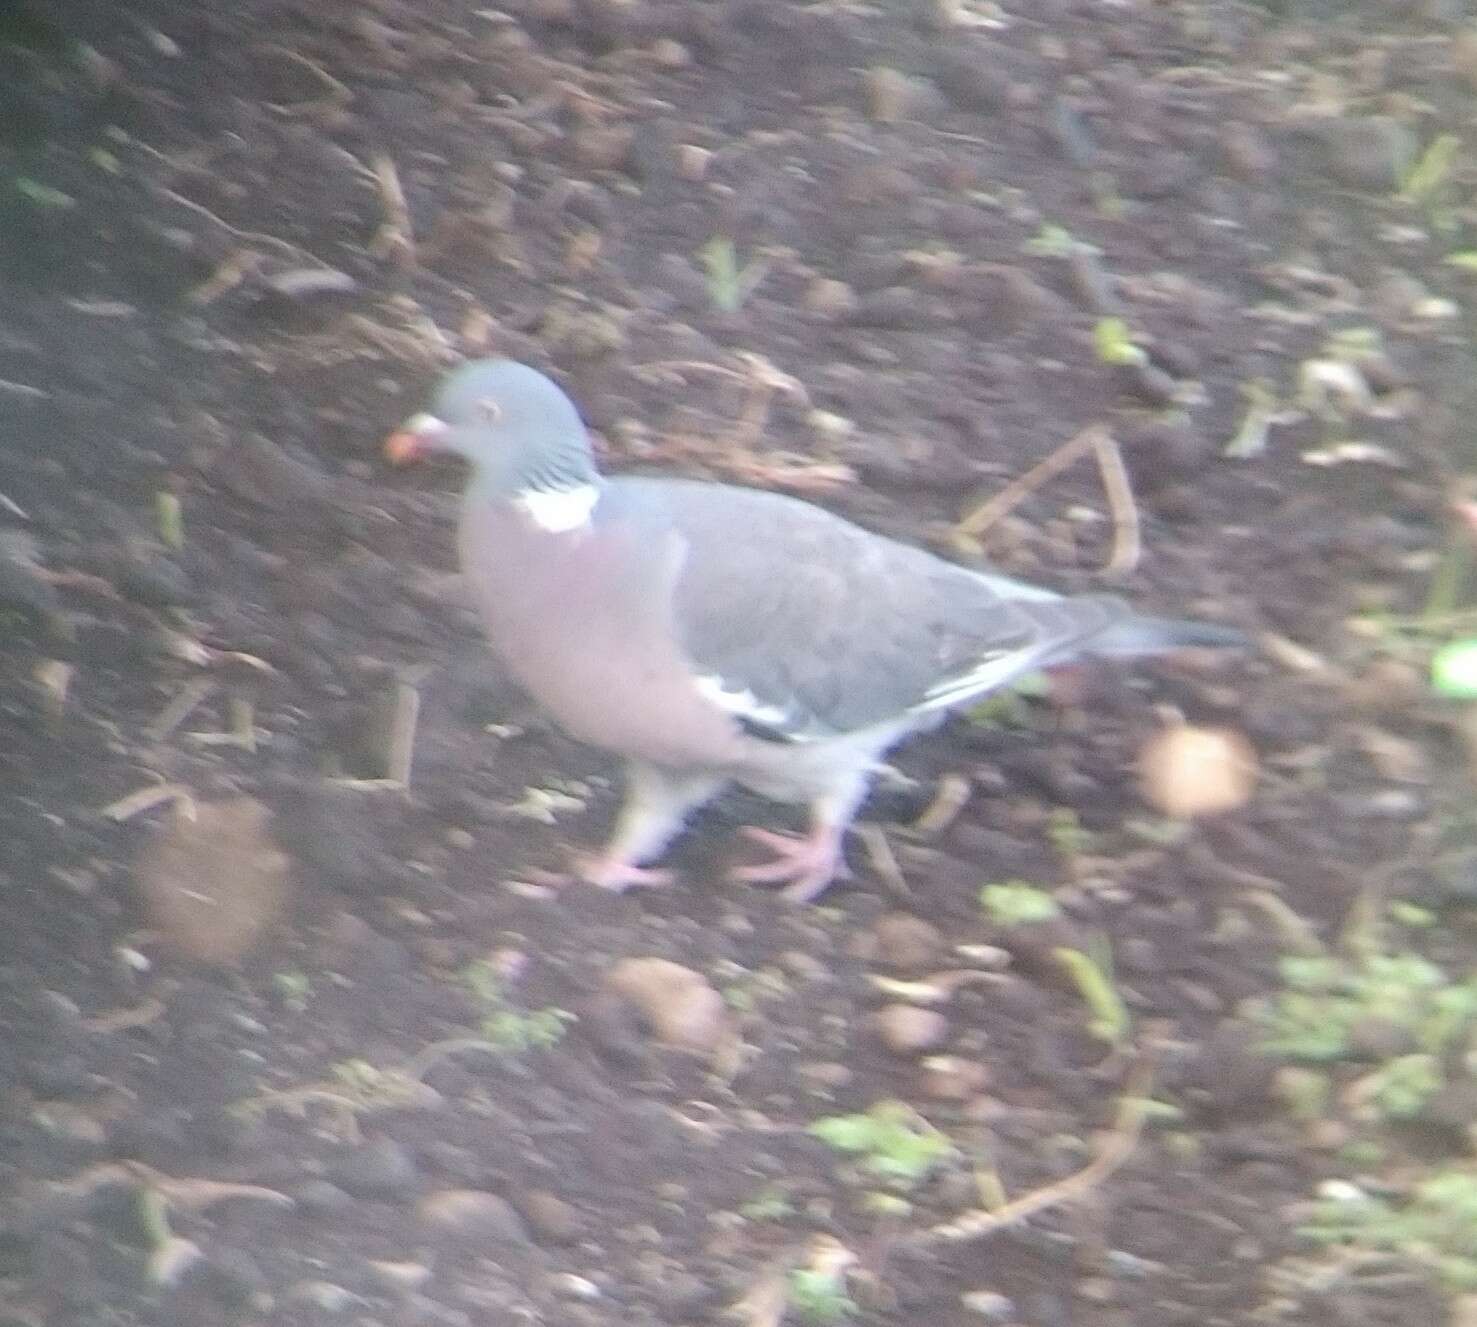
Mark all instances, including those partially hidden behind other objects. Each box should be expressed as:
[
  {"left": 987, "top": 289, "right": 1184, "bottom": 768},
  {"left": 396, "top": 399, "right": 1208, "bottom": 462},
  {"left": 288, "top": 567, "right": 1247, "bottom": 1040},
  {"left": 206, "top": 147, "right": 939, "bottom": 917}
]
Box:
[{"left": 469, "top": 457, "right": 604, "bottom": 535}]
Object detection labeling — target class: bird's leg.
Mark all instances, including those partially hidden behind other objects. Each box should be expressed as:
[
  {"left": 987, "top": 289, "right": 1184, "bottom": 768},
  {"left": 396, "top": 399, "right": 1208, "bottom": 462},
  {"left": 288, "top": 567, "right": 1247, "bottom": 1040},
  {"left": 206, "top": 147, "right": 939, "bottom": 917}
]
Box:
[
  {"left": 579, "top": 762, "right": 724, "bottom": 891},
  {"left": 730, "top": 781, "right": 866, "bottom": 903}
]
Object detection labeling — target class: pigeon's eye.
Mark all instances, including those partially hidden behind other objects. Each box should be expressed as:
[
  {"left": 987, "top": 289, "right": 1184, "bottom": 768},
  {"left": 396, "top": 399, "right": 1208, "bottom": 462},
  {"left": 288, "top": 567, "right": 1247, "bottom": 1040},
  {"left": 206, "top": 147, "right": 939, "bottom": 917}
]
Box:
[{"left": 476, "top": 397, "right": 503, "bottom": 425}]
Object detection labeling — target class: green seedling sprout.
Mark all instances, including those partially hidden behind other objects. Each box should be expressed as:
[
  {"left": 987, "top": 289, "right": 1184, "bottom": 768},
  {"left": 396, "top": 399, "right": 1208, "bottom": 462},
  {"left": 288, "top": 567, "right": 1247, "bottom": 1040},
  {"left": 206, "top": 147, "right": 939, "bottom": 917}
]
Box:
[
  {"left": 980, "top": 880, "right": 1061, "bottom": 927},
  {"left": 787, "top": 1268, "right": 857, "bottom": 1324},
  {"left": 1300, "top": 1172, "right": 1477, "bottom": 1291},
  {"left": 272, "top": 970, "right": 311, "bottom": 1012},
  {"left": 1223, "top": 379, "right": 1281, "bottom": 460},
  {"left": 966, "top": 670, "right": 1049, "bottom": 728},
  {"left": 738, "top": 1186, "right": 795, "bottom": 1222},
  {"left": 156, "top": 492, "right": 184, "bottom": 550},
  {"left": 1093, "top": 317, "right": 1147, "bottom": 367},
  {"left": 1046, "top": 807, "right": 1094, "bottom": 860},
  {"left": 699, "top": 236, "right": 769, "bottom": 312},
  {"left": 809, "top": 1101, "right": 956, "bottom": 1187},
  {"left": 1054, "top": 943, "right": 1130, "bottom": 1045},
  {"left": 1398, "top": 133, "right": 1460, "bottom": 208},
  {"left": 1024, "top": 222, "right": 1096, "bottom": 258},
  {"left": 14, "top": 177, "right": 75, "bottom": 208},
  {"left": 1257, "top": 943, "right": 1477, "bottom": 1088},
  {"left": 1432, "top": 639, "right": 1477, "bottom": 699},
  {"left": 461, "top": 958, "right": 575, "bottom": 1055}
]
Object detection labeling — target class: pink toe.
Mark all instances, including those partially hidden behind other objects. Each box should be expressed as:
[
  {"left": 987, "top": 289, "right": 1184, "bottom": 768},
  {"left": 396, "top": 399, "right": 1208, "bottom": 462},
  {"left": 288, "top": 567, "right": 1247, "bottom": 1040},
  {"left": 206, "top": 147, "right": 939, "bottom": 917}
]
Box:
[
  {"left": 729, "top": 826, "right": 845, "bottom": 900},
  {"left": 579, "top": 856, "right": 676, "bottom": 891}
]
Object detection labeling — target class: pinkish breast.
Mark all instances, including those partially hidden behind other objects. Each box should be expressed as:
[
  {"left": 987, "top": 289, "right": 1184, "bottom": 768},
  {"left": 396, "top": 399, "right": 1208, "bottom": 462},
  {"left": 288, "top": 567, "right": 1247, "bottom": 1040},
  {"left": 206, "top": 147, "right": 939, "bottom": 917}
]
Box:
[{"left": 458, "top": 502, "right": 742, "bottom": 770}]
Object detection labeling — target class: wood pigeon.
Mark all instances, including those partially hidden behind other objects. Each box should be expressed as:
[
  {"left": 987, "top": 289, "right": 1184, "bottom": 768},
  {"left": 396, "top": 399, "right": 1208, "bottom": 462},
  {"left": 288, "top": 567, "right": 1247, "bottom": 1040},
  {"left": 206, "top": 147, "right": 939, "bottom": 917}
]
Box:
[{"left": 386, "top": 360, "right": 1245, "bottom": 901}]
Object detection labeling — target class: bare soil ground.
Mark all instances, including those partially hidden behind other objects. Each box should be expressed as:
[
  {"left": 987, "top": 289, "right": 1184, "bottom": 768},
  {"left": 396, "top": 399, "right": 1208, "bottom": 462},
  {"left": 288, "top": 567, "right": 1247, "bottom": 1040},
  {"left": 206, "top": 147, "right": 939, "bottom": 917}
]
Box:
[{"left": 2, "top": 1, "right": 1477, "bottom": 1324}]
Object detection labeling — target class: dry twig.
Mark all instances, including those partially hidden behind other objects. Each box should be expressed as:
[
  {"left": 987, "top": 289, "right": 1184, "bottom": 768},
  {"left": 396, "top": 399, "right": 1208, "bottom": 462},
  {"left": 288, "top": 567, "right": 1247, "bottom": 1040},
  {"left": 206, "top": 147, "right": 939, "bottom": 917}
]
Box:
[
  {"left": 856, "top": 824, "right": 910, "bottom": 898},
  {"left": 146, "top": 680, "right": 215, "bottom": 742},
  {"left": 367, "top": 152, "right": 415, "bottom": 267},
  {"left": 953, "top": 424, "right": 1141, "bottom": 574},
  {"left": 101, "top": 783, "right": 195, "bottom": 823},
  {"left": 921, "top": 1038, "right": 1161, "bottom": 1244}
]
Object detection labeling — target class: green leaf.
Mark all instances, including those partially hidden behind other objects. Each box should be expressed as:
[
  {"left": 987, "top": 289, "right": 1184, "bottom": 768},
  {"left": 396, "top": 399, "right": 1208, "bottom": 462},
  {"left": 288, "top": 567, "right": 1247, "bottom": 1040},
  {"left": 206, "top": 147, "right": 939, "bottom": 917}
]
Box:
[
  {"left": 1432, "top": 639, "right": 1477, "bottom": 698},
  {"left": 1399, "top": 133, "right": 1460, "bottom": 205},
  {"left": 14, "top": 177, "right": 74, "bottom": 208},
  {"left": 1093, "top": 317, "right": 1146, "bottom": 367},
  {"left": 980, "top": 881, "right": 1061, "bottom": 926}
]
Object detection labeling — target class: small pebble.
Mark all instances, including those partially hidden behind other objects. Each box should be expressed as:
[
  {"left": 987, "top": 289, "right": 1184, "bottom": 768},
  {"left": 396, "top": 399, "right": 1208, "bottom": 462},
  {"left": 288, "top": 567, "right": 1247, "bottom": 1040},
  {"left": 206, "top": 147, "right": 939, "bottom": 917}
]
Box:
[
  {"left": 872, "top": 913, "right": 944, "bottom": 970},
  {"left": 674, "top": 144, "right": 710, "bottom": 181},
  {"left": 920, "top": 1055, "right": 990, "bottom": 1100},
  {"left": 147, "top": 1237, "right": 203, "bottom": 1287},
  {"left": 366, "top": 1259, "right": 432, "bottom": 1293},
  {"left": 550, "top": 1273, "right": 602, "bottom": 1301},
  {"left": 864, "top": 66, "right": 915, "bottom": 123},
  {"left": 803, "top": 277, "right": 857, "bottom": 319},
  {"left": 287, "top": 1280, "right": 357, "bottom": 1311},
  {"left": 649, "top": 38, "right": 689, "bottom": 69},
  {"left": 874, "top": 1004, "right": 949, "bottom": 1054},
  {"left": 418, "top": 1189, "right": 531, "bottom": 1245},
  {"left": 1311, "top": 116, "right": 1417, "bottom": 192},
  {"left": 330, "top": 1136, "right": 419, "bottom": 1199},
  {"left": 603, "top": 957, "right": 730, "bottom": 1055},
  {"left": 293, "top": 1179, "right": 353, "bottom": 1215},
  {"left": 961, "top": 1289, "right": 1015, "bottom": 1320},
  {"left": 519, "top": 1189, "right": 582, "bottom": 1243}
]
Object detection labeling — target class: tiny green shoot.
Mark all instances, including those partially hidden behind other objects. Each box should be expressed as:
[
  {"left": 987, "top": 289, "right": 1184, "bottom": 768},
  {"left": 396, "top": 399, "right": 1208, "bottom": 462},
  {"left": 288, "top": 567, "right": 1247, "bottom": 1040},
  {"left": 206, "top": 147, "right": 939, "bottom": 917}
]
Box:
[
  {"left": 980, "top": 880, "right": 1061, "bottom": 927},
  {"left": 809, "top": 1101, "right": 956, "bottom": 1187},
  {"left": 1300, "top": 1172, "right": 1477, "bottom": 1291},
  {"left": 1023, "top": 223, "right": 1098, "bottom": 258},
  {"left": 156, "top": 492, "right": 184, "bottom": 550},
  {"left": 965, "top": 670, "right": 1049, "bottom": 728},
  {"left": 1256, "top": 947, "right": 1477, "bottom": 1081},
  {"left": 271, "top": 970, "right": 312, "bottom": 1012},
  {"left": 1054, "top": 943, "right": 1130, "bottom": 1045},
  {"left": 1093, "top": 317, "right": 1147, "bottom": 367},
  {"left": 1046, "top": 806, "right": 1094, "bottom": 859},
  {"left": 787, "top": 1267, "right": 857, "bottom": 1324},
  {"left": 738, "top": 1186, "right": 795, "bottom": 1222},
  {"left": 1431, "top": 639, "right": 1477, "bottom": 699},
  {"left": 461, "top": 958, "right": 575, "bottom": 1055},
  {"left": 1358, "top": 1053, "right": 1443, "bottom": 1121},
  {"left": 699, "top": 236, "right": 769, "bottom": 312},
  {"left": 14, "top": 177, "right": 75, "bottom": 209},
  {"left": 1398, "top": 133, "right": 1460, "bottom": 208},
  {"left": 1224, "top": 379, "right": 1281, "bottom": 460}
]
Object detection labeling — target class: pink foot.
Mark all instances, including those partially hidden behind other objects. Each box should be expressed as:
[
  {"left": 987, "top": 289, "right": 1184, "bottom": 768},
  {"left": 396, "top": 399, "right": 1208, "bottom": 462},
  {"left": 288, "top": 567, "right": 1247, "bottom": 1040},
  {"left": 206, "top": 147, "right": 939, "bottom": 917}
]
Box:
[
  {"left": 577, "top": 854, "right": 676, "bottom": 892},
  {"left": 528, "top": 856, "right": 675, "bottom": 891},
  {"left": 729, "top": 826, "right": 848, "bottom": 903}
]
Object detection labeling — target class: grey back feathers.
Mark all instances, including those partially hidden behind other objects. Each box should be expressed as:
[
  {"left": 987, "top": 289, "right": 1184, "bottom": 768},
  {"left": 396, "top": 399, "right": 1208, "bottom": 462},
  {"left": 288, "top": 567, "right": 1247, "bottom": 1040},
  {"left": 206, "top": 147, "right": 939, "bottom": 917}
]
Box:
[{"left": 602, "top": 476, "right": 1243, "bottom": 742}]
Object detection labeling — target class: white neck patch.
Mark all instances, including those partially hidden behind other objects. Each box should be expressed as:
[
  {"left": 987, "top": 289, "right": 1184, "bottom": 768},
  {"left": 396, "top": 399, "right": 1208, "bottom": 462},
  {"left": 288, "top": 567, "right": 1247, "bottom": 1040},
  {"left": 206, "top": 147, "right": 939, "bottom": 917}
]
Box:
[{"left": 511, "top": 483, "right": 599, "bottom": 533}]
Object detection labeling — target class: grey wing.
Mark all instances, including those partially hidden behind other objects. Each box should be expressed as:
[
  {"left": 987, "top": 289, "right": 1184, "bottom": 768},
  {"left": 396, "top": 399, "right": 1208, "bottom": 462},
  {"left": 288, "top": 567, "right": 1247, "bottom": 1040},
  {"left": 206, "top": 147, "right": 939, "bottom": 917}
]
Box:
[{"left": 633, "top": 478, "right": 1125, "bottom": 741}]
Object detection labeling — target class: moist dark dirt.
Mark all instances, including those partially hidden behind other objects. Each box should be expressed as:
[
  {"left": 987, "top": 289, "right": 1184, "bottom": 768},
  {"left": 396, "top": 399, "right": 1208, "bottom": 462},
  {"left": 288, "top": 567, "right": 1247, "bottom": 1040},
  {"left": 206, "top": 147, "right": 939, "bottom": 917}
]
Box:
[{"left": 1, "top": 1, "right": 1474, "bottom": 1324}]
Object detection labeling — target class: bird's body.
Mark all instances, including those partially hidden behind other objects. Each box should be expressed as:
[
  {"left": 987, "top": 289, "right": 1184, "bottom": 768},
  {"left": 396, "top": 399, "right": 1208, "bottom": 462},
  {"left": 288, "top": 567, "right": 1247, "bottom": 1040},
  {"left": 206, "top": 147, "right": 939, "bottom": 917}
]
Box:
[{"left": 388, "top": 360, "right": 1245, "bottom": 899}]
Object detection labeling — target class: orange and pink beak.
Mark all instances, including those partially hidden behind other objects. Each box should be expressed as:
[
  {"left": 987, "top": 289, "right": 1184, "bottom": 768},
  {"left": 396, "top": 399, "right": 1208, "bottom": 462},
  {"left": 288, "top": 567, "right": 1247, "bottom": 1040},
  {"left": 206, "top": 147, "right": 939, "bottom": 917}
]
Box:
[{"left": 383, "top": 412, "right": 450, "bottom": 465}]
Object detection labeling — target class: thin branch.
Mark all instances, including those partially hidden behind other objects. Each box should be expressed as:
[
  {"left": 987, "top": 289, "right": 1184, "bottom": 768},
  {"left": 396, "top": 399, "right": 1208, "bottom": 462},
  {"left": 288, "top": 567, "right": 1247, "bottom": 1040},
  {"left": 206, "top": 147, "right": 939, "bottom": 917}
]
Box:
[
  {"left": 367, "top": 152, "right": 415, "bottom": 268},
  {"left": 1092, "top": 430, "right": 1141, "bottom": 575},
  {"left": 954, "top": 424, "right": 1105, "bottom": 542},
  {"left": 921, "top": 1040, "right": 1161, "bottom": 1245}
]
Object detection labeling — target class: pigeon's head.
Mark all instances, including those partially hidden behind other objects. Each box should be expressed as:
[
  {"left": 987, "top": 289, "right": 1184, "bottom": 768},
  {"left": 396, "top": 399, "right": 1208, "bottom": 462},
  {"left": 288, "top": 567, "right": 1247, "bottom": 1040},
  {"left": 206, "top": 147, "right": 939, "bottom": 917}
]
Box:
[{"left": 385, "top": 359, "right": 597, "bottom": 495}]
